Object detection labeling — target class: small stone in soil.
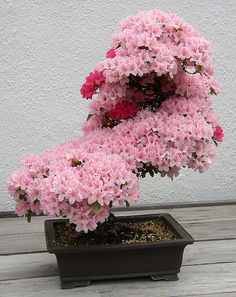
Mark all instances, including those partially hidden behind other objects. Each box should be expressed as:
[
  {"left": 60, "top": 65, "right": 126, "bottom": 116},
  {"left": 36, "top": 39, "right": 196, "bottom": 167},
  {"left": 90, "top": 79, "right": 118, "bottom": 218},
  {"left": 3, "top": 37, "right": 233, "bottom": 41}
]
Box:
[{"left": 54, "top": 218, "right": 177, "bottom": 248}]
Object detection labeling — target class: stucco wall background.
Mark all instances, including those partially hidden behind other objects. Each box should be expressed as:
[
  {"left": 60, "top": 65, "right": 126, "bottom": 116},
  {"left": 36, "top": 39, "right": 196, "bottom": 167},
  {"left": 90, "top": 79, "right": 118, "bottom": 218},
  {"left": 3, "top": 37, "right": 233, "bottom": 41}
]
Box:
[{"left": 0, "top": 0, "right": 235, "bottom": 211}]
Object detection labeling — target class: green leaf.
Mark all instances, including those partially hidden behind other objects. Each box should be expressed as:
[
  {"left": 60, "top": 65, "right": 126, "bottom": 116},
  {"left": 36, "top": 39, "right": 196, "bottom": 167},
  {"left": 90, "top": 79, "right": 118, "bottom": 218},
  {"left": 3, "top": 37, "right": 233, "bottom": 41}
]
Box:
[
  {"left": 92, "top": 201, "right": 101, "bottom": 213},
  {"left": 86, "top": 114, "right": 93, "bottom": 121},
  {"left": 196, "top": 64, "right": 203, "bottom": 73},
  {"left": 125, "top": 201, "right": 130, "bottom": 208},
  {"left": 43, "top": 168, "right": 49, "bottom": 178},
  {"left": 153, "top": 166, "right": 159, "bottom": 174},
  {"left": 71, "top": 159, "right": 82, "bottom": 167},
  {"left": 109, "top": 201, "right": 113, "bottom": 208},
  {"left": 149, "top": 170, "right": 154, "bottom": 177},
  {"left": 210, "top": 87, "right": 217, "bottom": 96},
  {"left": 120, "top": 181, "right": 128, "bottom": 188},
  {"left": 15, "top": 188, "right": 21, "bottom": 194},
  {"left": 141, "top": 171, "right": 146, "bottom": 178},
  {"left": 213, "top": 139, "right": 218, "bottom": 147},
  {"left": 26, "top": 210, "right": 33, "bottom": 223},
  {"left": 173, "top": 27, "right": 183, "bottom": 32}
]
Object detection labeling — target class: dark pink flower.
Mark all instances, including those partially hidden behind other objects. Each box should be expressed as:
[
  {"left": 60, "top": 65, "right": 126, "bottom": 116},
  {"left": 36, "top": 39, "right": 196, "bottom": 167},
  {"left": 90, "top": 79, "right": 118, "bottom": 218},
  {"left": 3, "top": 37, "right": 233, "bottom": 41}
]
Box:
[
  {"left": 86, "top": 71, "right": 105, "bottom": 86},
  {"left": 213, "top": 126, "right": 224, "bottom": 142},
  {"left": 80, "top": 71, "right": 105, "bottom": 99},
  {"left": 106, "top": 48, "right": 116, "bottom": 59},
  {"left": 108, "top": 102, "right": 138, "bottom": 120},
  {"left": 80, "top": 83, "right": 97, "bottom": 99}
]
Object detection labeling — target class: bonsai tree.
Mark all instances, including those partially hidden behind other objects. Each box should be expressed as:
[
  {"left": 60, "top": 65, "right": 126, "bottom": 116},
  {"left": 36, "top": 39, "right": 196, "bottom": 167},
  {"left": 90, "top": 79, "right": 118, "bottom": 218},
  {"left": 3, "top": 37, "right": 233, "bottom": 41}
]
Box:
[{"left": 8, "top": 10, "right": 223, "bottom": 233}]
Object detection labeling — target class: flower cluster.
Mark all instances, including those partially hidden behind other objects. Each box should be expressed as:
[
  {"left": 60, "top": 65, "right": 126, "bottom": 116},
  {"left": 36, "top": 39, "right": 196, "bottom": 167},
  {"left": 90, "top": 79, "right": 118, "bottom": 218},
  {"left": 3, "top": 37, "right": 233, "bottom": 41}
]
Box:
[
  {"left": 108, "top": 102, "right": 138, "bottom": 120},
  {"left": 106, "top": 48, "right": 116, "bottom": 59},
  {"left": 80, "top": 71, "right": 105, "bottom": 99},
  {"left": 86, "top": 10, "right": 217, "bottom": 116},
  {"left": 213, "top": 126, "right": 224, "bottom": 142},
  {"left": 8, "top": 10, "right": 223, "bottom": 233},
  {"left": 8, "top": 150, "right": 139, "bottom": 232}
]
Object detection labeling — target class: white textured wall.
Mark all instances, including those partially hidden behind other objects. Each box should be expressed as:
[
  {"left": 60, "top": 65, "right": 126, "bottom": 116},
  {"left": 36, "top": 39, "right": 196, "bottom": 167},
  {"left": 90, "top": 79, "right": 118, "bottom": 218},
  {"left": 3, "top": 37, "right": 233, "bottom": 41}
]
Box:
[{"left": 1, "top": 0, "right": 235, "bottom": 211}]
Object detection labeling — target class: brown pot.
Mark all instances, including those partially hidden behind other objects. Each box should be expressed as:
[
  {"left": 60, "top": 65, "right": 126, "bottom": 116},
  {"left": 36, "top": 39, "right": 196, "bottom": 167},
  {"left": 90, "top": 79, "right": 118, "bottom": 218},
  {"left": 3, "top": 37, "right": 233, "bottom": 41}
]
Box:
[{"left": 45, "top": 213, "right": 194, "bottom": 289}]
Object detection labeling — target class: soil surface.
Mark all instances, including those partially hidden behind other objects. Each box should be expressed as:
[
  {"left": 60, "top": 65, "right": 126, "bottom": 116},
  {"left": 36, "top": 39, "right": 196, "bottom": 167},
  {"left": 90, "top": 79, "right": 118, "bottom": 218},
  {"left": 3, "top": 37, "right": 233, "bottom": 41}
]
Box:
[{"left": 54, "top": 215, "right": 177, "bottom": 247}]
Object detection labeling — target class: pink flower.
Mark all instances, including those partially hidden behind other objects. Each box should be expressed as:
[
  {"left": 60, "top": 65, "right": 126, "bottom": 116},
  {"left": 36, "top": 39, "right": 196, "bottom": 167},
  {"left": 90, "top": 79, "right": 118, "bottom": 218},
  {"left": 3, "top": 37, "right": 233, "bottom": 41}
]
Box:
[
  {"left": 213, "top": 126, "right": 224, "bottom": 142},
  {"left": 80, "top": 83, "right": 97, "bottom": 99},
  {"left": 108, "top": 102, "right": 138, "bottom": 120},
  {"left": 7, "top": 9, "right": 222, "bottom": 234},
  {"left": 15, "top": 200, "right": 29, "bottom": 216},
  {"left": 106, "top": 48, "right": 116, "bottom": 58},
  {"left": 86, "top": 71, "right": 105, "bottom": 86},
  {"left": 80, "top": 71, "right": 105, "bottom": 99}
]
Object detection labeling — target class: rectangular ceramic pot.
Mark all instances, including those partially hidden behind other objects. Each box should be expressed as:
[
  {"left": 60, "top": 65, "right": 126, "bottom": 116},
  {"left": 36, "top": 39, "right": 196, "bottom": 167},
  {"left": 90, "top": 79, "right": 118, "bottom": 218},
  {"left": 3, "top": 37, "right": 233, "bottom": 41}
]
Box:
[{"left": 45, "top": 213, "right": 194, "bottom": 289}]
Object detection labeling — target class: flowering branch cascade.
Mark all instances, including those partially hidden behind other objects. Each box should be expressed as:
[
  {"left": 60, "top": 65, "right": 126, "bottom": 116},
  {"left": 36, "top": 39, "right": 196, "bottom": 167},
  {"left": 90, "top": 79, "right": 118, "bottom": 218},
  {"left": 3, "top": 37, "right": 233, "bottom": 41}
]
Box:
[{"left": 8, "top": 10, "right": 223, "bottom": 233}]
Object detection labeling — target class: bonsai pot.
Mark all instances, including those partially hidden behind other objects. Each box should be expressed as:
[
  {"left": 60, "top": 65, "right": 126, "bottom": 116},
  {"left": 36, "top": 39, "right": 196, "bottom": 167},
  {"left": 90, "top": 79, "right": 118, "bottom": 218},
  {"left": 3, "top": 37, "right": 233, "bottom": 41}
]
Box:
[{"left": 45, "top": 213, "right": 194, "bottom": 289}]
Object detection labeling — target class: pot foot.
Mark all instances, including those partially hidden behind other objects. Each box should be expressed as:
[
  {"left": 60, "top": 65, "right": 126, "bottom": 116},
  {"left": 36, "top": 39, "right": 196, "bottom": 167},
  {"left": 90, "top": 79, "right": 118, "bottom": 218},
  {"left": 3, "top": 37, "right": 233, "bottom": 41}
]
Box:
[
  {"left": 150, "top": 273, "right": 179, "bottom": 281},
  {"left": 61, "top": 280, "right": 91, "bottom": 289}
]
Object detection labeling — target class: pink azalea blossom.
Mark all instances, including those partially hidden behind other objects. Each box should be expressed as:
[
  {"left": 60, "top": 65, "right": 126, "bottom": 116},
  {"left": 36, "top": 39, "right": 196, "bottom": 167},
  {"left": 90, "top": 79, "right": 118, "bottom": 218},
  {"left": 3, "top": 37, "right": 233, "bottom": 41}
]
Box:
[
  {"left": 80, "top": 83, "right": 97, "bottom": 99},
  {"left": 213, "top": 126, "right": 224, "bottom": 142},
  {"left": 7, "top": 10, "right": 223, "bottom": 233},
  {"left": 106, "top": 48, "right": 116, "bottom": 58},
  {"left": 108, "top": 102, "right": 138, "bottom": 120},
  {"left": 80, "top": 71, "right": 105, "bottom": 99},
  {"left": 86, "top": 70, "right": 105, "bottom": 86}
]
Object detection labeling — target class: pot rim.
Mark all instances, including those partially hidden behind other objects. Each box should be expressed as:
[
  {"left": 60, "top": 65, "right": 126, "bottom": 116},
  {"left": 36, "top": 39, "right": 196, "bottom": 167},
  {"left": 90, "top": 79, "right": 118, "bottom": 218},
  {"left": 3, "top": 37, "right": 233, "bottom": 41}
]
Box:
[{"left": 45, "top": 213, "right": 194, "bottom": 253}]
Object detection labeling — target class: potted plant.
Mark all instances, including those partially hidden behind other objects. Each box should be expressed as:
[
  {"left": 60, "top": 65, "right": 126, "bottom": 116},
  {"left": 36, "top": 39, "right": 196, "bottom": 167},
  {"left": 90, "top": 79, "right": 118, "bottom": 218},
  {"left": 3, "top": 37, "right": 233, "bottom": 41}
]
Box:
[{"left": 7, "top": 9, "right": 223, "bottom": 289}]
